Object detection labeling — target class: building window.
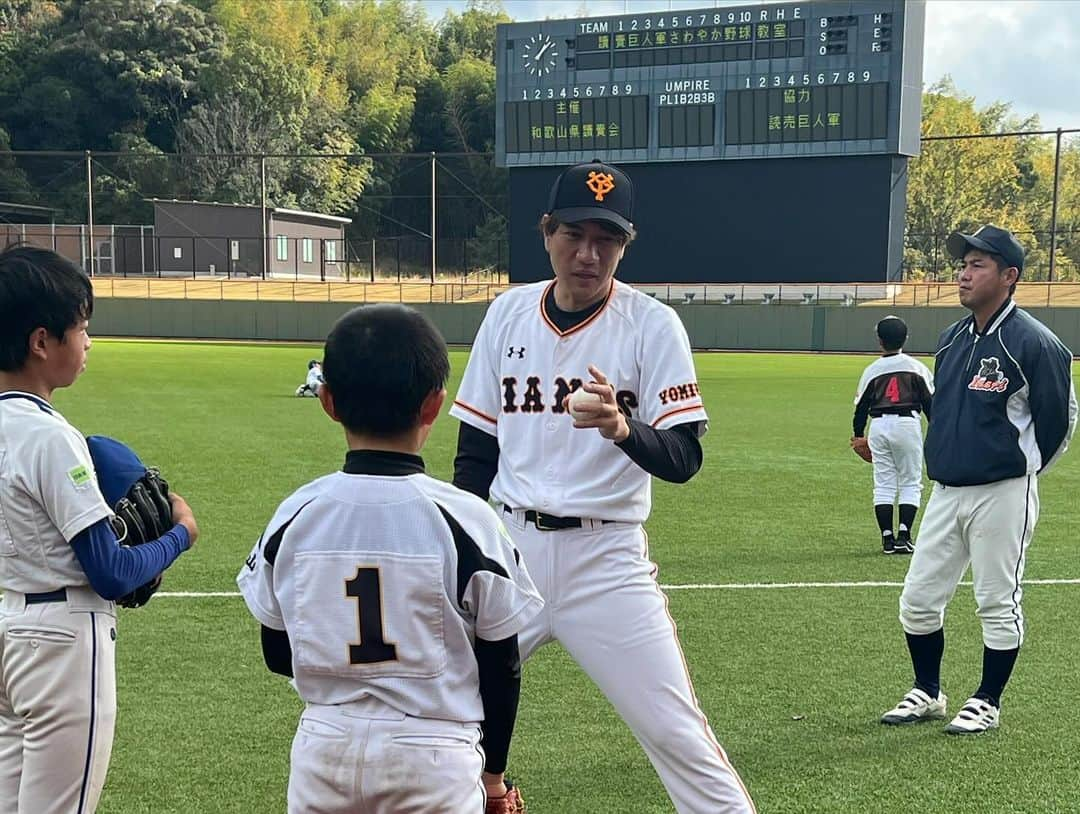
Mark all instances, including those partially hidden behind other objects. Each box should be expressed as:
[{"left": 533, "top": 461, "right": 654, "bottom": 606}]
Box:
[
  {"left": 230, "top": 240, "right": 240, "bottom": 261},
  {"left": 173, "top": 246, "right": 182, "bottom": 259},
  {"left": 302, "top": 238, "right": 313, "bottom": 264},
  {"left": 326, "top": 240, "right": 337, "bottom": 263},
  {"left": 276, "top": 235, "right": 288, "bottom": 261}
]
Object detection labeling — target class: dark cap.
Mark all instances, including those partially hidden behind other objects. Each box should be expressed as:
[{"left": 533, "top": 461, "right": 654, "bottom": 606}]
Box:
[
  {"left": 876, "top": 315, "right": 908, "bottom": 349},
  {"left": 546, "top": 159, "right": 634, "bottom": 234},
  {"left": 946, "top": 225, "right": 1025, "bottom": 272}
]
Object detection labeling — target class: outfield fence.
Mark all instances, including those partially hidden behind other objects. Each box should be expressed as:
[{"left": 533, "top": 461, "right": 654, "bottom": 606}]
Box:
[{"left": 88, "top": 277, "right": 1080, "bottom": 308}]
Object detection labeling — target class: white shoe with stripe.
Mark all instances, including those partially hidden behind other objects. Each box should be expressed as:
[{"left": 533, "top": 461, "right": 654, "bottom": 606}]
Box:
[
  {"left": 880, "top": 687, "right": 947, "bottom": 725},
  {"left": 944, "top": 697, "right": 1000, "bottom": 734}
]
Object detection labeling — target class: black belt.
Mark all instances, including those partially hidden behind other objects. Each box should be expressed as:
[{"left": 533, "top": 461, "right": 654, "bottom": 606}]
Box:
[
  {"left": 505, "top": 506, "right": 611, "bottom": 531},
  {"left": 25, "top": 588, "right": 67, "bottom": 604},
  {"left": 873, "top": 410, "right": 918, "bottom": 418}
]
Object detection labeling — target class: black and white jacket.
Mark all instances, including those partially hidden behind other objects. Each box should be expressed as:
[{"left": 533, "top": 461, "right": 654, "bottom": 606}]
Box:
[{"left": 925, "top": 299, "right": 1077, "bottom": 487}]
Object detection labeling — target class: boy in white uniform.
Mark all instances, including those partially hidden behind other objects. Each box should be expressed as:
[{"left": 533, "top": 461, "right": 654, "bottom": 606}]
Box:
[{"left": 239, "top": 304, "right": 542, "bottom": 813}]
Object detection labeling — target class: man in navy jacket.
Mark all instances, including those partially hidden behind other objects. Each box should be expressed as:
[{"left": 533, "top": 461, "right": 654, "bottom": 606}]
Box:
[{"left": 880, "top": 225, "right": 1077, "bottom": 734}]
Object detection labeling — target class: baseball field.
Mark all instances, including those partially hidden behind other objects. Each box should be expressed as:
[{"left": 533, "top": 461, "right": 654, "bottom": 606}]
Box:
[{"left": 58, "top": 340, "right": 1080, "bottom": 813}]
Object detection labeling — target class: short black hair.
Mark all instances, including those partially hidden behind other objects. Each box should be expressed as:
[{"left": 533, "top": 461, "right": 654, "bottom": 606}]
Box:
[
  {"left": 0, "top": 245, "right": 93, "bottom": 372},
  {"left": 876, "top": 315, "right": 908, "bottom": 352},
  {"left": 322, "top": 304, "right": 450, "bottom": 436},
  {"left": 539, "top": 213, "right": 636, "bottom": 244}
]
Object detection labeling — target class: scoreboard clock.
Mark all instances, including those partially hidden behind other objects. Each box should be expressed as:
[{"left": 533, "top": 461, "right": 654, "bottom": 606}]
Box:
[
  {"left": 497, "top": 1, "right": 926, "bottom": 285},
  {"left": 496, "top": 0, "right": 924, "bottom": 165}
]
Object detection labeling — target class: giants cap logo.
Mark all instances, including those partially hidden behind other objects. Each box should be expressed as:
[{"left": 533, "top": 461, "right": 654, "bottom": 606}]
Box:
[
  {"left": 968, "top": 357, "right": 1009, "bottom": 393},
  {"left": 586, "top": 171, "right": 615, "bottom": 201}
]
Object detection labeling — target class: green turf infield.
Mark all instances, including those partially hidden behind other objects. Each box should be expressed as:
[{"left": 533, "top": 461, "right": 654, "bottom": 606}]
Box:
[{"left": 51, "top": 341, "right": 1080, "bottom": 813}]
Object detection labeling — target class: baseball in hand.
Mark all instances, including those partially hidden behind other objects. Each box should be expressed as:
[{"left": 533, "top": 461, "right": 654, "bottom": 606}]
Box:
[{"left": 568, "top": 388, "right": 603, "bottom": 420}]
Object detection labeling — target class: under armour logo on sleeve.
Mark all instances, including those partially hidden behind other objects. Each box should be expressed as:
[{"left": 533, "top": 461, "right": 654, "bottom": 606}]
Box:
[{"left": 507, "top": 346, "right": 526, "bottom": 359}]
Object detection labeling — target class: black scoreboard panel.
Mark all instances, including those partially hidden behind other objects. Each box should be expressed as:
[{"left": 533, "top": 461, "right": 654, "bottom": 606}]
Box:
[
  {"left": 509, "top": 157, "right": 910, "bottom": 285},
  {"left": 495, "top": 1, "right": 924, "bottom": 165}
]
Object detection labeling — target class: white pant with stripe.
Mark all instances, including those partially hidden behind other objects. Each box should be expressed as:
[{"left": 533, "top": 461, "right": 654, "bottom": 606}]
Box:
[
  {"left": 900, "top": 475, "right": 1040, "bottom": 650},
  {"left": 868, "top": 414, "right": 925, "bottom": 507},
  {"left": 505, "top": 511, "right": 755, "bottom": 814},
  {"left": 0, "top": 586, "right": 117, "bottom": 814}
]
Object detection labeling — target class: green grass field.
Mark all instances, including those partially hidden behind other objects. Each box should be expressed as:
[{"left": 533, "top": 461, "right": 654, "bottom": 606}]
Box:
[{"left": 49, "top": 341, "right": 1080, "bottom": 813}]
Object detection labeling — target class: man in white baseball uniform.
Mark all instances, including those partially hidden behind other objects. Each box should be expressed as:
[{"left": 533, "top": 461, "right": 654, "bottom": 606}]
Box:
[
  {"left": 881, "top": 225, "right": 1077, "bottom": 734},
  {"left": 0, "top": 246, "right": 197, "bottom": 813},
  {"left": 295, "top": 359, "right": 323, "bottom": 397},
  {"left": 451, "top": 160, "right": 755, "bottom": 812},
  {"left": 239, "top": 304, "right": 542, "bottom": 813},
  {"left": 851, "top": 316, "right": 934, "bottom": 554}
]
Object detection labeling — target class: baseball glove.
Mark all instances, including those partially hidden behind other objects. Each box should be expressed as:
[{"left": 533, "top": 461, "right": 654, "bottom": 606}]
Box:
[
  {"left": 486, "top": 781, "right": 526, "bottom": 814},
  {"left": 108, "top": 468, "right": 173, "bottom": 607},
  {"left": 850, "top": 435, "right": 873, "bottom": 463},
  {"left": 86, "top": 436, "right": 175, "bottom": 609}
]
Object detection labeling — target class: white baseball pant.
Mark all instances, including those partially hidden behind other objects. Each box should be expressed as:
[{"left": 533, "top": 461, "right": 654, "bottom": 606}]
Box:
[
  {"left": 504, "top": 511, "right": 755, "bottom": 814},
  {"left": 900, "top": 475, "right": 1039, "bottom": 650},
  {"left": 868, "top": 415, "right": 925, "bottom": 506},
  {"left": 287, "top": 697, "right": 485, "bottom": 813},
  {"left": 0, "top": 586, "right": 117, "bottom": 814}
]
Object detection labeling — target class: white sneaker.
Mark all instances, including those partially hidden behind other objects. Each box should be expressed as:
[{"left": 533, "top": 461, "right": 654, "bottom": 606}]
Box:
[
  {"left": 880, "top": 687, "right": 948, "bottom": 725},
  {"left": 944, "top": 697, "right": 1000, "bottom": 734}
]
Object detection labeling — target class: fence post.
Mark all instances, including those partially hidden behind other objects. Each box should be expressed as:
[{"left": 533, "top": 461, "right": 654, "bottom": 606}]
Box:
[
  {"left": 370, "top": 238, "right": 376, "bottom": 282},
  {"left": 260, "top": 156, "right": 268, "bottom": 279},
  {"left": 85, "top": 151, "right": 95, "bottom": 276},
  {"left": 1049, "top": 128, "right": 1063, "bottom": 282},
  {"left": 430, "top": 152, "right": 437, "bottom": 284}
]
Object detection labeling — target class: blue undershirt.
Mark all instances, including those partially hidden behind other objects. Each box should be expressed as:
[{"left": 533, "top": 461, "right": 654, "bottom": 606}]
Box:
[{"left": 71, "top": 518, "right": 190, "bottom": 600}]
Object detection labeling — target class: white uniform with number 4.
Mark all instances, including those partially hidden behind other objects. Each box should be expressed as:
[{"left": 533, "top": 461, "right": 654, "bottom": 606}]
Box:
[{"left": 452, "top": 280, "right": 755, "bottom": 813}]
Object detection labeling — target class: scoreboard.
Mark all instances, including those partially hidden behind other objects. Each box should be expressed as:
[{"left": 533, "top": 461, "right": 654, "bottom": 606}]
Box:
[
  {"left": 495, "top": 0, "right": 923, "bottom": 165},
  {"left": 497, "top": 1, "right": 926, "bottom": 285}
]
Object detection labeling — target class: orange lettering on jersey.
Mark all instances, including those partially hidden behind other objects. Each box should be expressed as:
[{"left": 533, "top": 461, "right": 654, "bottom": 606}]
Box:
[
  {"left": 615, "top": 389, "right": 638, "bottom": 419},
  {"left": 521, "top": 376, "right": 545, "bottom": 413},
  {"left": 502, "top": 377, "right": 518, "bottom": 413},
  {"left": 552, "top": 377, "right": 584, "bottom": 414},
  {"left": 658, "top": 381, "right": 700, "bottom": 405}
]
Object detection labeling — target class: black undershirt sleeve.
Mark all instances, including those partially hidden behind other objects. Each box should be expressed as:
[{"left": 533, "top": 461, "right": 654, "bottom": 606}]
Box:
[
  {"left": 475, "top": 634, "right": 522, "bottom": 774},
  {"left": 853, "top": 388, "right": 874, "bottom": 437},
  {"left": 261, "top": 625, "right": 294, "bottom": 678},
  {"left": 453, "top": 422, "right": 500, "bottom": 499},
  {"left": 614, "top": 419, "right": 703, "bottom": 483}
]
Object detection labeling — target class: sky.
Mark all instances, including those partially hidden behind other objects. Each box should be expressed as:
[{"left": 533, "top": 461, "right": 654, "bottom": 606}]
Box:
[{"left": 419, "top": 0, "right": 1080, "bottom": 130}]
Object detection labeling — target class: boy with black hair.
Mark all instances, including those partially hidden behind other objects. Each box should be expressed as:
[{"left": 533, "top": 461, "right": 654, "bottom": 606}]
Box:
[
  {"left": 851, "top": 315, "right": 934, "bottom": 554},
  {"left": 238, "top": 303, "right": 542, "bottom": 813},
  {"left": 0, "top": 245, "right": 198, "bottom": 813}
]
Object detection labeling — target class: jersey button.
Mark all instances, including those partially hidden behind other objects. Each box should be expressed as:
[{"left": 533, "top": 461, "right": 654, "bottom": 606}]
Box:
[{"left": 546, "top": 422, "right": 556, "bottom": 431}]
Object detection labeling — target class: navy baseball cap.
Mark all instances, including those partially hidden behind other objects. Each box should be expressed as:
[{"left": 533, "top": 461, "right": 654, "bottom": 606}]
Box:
[
  {"left": 86, "top": 435, "right": 148, "bottom": 507},
  {"left": 946, "top": 225, "right": 1025, "bottom": 272},
  {"left": 546, "top": 159, "right": 634, "bottom": 234}
]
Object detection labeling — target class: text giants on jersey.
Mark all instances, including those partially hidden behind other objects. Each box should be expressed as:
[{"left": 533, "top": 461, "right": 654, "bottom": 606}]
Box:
[{"left": 500, "top": 377, "right": 700, "bottom": 414}]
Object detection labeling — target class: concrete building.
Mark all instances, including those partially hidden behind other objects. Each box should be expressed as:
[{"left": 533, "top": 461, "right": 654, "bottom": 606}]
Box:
[{"left": 150, "top": 199, "right": 351, "bottom": 278}]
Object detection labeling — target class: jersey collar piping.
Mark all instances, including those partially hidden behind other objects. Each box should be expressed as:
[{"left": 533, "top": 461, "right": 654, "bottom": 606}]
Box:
[
  {"left": 967, "top": 298, "right": 1016, "bottom": 336},
  {"left": 342, "top": 449, "right": 425, "bottom": 477},
  {"left": 540, "top": 279, "right": 614, "bottom": 338},
  {"left": 0, "top": 391, "right": 56, "bottom": 414}
]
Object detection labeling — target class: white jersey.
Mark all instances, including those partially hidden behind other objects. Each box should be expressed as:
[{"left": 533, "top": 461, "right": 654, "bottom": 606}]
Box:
[
  {"left": 306, "top": 365, "right": 324, "bottom": 390},
  {"left": 451, "top": 279, "right": 708, "bottom": 524},
  {"left": 0, "top": 391, "right": 111, "bottom": 593},
  {"left": 237, "top": 451, "right": 543, "bottom": 722},
  {"left": 854, "top": 353, "right": 935, "bottom": 414}
]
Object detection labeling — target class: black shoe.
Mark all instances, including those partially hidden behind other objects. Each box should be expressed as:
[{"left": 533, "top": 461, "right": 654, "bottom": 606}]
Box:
[
  {"left": 882, "top": 534, "right": 896, "bottom": 555},
  {"left": 894, "top": 532, "right": 914, "bottom": 554}
]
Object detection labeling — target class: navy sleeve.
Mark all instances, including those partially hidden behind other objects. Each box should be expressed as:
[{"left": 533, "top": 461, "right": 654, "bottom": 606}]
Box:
[
  {"left": 71, "top": 517, "right": 190, "bottom": 601},
  {"left": 614, "top": 419, "right": 703, "bottom": 483},
  {"left": 1027, "top": 335, "right": 1076, "bottom": 472},
  {"left": 453, "top": 422, "right": 500, "bottom": 500}
]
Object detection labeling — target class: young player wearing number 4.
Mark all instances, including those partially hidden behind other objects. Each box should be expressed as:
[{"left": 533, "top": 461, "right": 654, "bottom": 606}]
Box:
[
  {"left": 238, "top": 304, "right": 542, "bottom": 813},
  {"left": 851, "top": 316, "right": 934, "bottom": 554}
]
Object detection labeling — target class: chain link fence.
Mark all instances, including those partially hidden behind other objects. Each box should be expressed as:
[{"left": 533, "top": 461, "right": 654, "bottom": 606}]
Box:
[{"left": 0, "top": 129, "right": 1077, "bottom": 284}]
